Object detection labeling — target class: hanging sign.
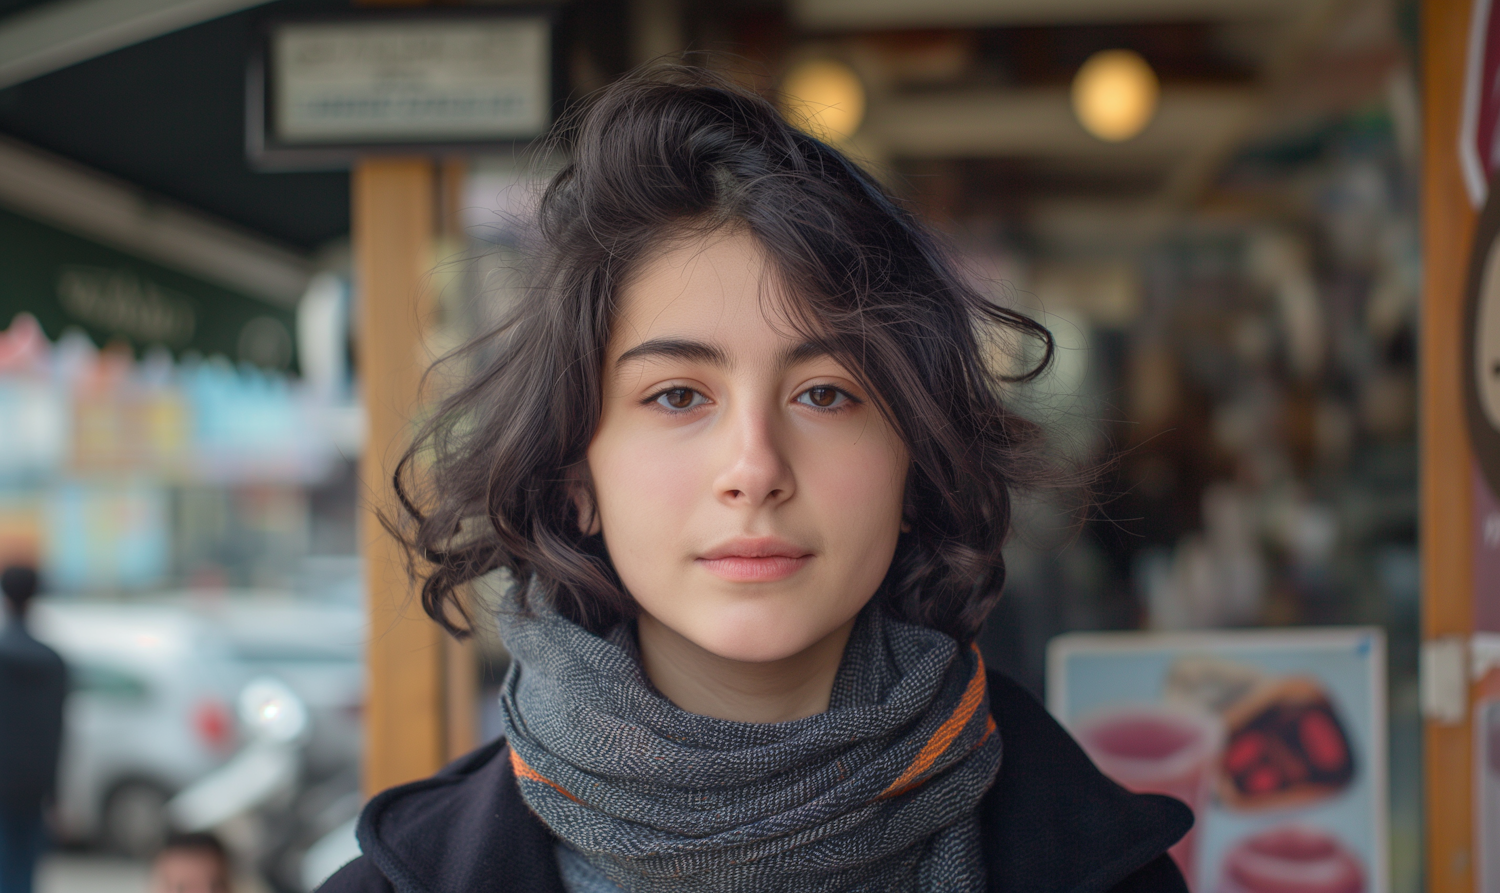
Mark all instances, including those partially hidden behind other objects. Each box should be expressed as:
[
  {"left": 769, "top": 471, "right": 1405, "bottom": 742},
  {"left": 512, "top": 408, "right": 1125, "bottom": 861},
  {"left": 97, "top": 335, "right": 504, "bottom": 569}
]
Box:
[
  {"left": 250, "top": 11, "right": 555, "bottom": 169},
  {"left": 1460, "top": 7, "right": 1500, "bottom": 887},
  {"left": 1463, "top": 173, "right": 1500, "bottom": 632},
  {"left": 1461, "top": 0, "right": 1500, "bottom": 638}
]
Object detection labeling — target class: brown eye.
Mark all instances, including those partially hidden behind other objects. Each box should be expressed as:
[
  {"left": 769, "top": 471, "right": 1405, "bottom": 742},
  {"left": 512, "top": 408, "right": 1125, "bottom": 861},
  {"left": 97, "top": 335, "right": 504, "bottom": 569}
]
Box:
[
  {"left": 655, "top": 387, "right": 703, "bottom": 411},
  {"left": 798, "top": 386, "right": 848, "bottom": 409}
]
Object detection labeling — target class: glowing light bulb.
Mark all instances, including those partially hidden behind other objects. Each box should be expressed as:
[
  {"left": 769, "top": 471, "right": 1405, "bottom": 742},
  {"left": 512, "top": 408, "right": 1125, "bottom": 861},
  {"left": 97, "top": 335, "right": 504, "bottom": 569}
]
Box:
[
  {"left": 1071, "top": 49, "right": 1159, "bottom": 143},
  {"left": 782, "top": 58, "right": 866, "bottom": 143}
]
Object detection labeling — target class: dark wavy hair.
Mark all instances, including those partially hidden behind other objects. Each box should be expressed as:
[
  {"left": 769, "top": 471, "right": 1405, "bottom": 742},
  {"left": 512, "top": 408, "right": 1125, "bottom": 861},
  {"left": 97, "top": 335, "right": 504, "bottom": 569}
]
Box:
[{"left": 390, "top": 66, "right": 1057, "bottom": 643}]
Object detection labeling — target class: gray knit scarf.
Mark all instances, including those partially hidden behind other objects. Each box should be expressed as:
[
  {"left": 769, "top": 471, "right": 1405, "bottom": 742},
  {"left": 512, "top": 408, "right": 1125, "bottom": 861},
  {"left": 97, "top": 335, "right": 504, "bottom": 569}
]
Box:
[{"left": 496, "top": 594, "right": 1002, "bottom": 893}]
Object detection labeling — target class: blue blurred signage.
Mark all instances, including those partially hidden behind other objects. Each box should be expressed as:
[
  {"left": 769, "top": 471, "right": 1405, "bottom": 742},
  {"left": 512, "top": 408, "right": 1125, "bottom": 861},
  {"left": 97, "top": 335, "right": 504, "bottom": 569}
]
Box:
[{"left": 42, "top": 480, "right": 169, "bottom": 591}]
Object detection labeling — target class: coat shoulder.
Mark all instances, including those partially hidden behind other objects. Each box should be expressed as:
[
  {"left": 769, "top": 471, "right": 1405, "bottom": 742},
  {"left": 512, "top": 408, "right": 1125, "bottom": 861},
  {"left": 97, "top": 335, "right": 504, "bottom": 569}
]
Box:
[
  {"left": 316, "top": 856, "right": 393, "bottom": 893},
  {"left": 352, "top": 738, "right": 565, "bottom": 893},
  {"left": 981, "top": 672, "right": 1194, "bottom": 893},
  {"left": 1107, "top": 854, "right": 1189, "bottom": 893}
]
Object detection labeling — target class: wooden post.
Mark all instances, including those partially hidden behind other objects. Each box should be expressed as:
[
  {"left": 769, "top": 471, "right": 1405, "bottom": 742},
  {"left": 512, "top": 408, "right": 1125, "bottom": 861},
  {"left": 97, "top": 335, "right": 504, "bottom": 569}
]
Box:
[
  {"left": 1421, "top": 1, "right": 1477, "bottom": 890},
  {"left": 354, "top": 157, "right": 449, "bottom": 793}
]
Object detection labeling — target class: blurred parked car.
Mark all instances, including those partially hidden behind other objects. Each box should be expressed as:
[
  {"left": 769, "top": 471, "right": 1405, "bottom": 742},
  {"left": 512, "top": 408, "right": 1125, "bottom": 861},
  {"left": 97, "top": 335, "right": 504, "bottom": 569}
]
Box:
[
  {"left": 19, "top": 586, "right": 367, "bottom": 865},
  {"left": 25, "top": 601, "right": 245, "bottom": 856}
]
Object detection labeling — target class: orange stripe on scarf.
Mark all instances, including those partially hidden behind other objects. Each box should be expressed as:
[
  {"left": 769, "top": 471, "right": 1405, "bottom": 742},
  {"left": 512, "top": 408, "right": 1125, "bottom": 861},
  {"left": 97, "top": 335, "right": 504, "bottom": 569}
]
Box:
[
  {"left": 510, "top": 748, "right": 581, "bottom": 804},
  {"left": 878, "top": 645, "right": 988, "bottom": 801}
]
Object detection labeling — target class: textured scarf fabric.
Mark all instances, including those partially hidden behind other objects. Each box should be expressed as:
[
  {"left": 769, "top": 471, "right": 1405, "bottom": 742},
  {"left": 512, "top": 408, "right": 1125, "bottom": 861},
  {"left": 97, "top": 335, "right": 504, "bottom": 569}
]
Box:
[{"left": 496, "top": 594, "right": 1003, "bottom": 893}]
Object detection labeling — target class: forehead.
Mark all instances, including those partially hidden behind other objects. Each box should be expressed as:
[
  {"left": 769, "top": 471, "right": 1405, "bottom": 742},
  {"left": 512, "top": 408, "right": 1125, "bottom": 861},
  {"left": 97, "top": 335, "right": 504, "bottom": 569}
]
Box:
[{"left": 610, "top": 229, "right": 794, "bottom": 354}]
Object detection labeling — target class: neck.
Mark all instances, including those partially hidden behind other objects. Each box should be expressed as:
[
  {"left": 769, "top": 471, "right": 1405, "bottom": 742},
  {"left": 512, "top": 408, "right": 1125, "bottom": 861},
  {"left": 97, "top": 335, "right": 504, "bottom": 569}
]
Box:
[{"left": 636, "top": 613, "right": 855, "bottom": 723}]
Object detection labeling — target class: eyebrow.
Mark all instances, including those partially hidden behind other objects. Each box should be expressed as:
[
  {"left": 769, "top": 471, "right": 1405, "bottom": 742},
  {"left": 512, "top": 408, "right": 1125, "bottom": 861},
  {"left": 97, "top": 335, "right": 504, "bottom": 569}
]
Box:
[
  {"left": 613, "top": 338, "right": 835, "bottom": 372},
  {"left": 615, "top": 338, "right": 730, "bottom": 369},
  {"left": 780, "top": 340, "right": 832, "bottom": 367}
]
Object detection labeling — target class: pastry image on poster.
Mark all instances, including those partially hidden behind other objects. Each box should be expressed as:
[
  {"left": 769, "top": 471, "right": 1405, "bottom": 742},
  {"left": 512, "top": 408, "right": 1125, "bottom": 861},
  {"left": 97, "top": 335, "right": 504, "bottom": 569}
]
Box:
[
  {"left": 1048, "top": 629, "right": 1386, "bottom": 893},
  {"left": 1216, "top": 675, "right": 1356, "bottom": 812}
]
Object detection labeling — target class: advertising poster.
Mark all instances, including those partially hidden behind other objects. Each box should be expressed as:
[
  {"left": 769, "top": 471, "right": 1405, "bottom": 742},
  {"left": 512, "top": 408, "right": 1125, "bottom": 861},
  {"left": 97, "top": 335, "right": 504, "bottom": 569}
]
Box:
[
  {"left": 1459, "top": 0, "right": 1500, "bottom": 630},
  {"left": 1048, "top": 629, "right": 1387, "bottom": 893}
]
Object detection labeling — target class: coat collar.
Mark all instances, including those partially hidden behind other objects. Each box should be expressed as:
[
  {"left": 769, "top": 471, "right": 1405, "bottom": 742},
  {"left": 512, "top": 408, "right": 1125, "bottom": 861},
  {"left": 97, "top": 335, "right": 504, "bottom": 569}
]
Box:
[
  {"left": 356, "top": 672, "right": 1191, "bottom": 893},
  {"left": 978, "top": 673, "right": 1191, "bottom": 892}
]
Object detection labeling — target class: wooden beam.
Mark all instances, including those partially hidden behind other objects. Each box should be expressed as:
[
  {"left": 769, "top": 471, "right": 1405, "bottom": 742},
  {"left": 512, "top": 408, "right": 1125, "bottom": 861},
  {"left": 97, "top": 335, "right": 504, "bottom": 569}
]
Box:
[
  {"left": 354, "top": 157, "right": 449, "bottom": 793},
  {"left": 863, "top": 86, "right": 1260, "bottom": 162},
  {"left": 792, "top": 0, "right": 1305, "bottom": 29},
  {"left": 1421, "top": 1, "right": 1477, "bottom": 890}
]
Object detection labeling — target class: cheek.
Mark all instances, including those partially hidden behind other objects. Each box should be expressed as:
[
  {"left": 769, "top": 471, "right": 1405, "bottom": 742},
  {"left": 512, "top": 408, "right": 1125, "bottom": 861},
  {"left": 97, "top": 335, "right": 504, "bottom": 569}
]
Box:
[
  {"left": 792, "top": 428, "right": 907, "bottom": 616},
  {"left": 803, "top": 433, "right": 907, "bottom": 536},
  {"left": 587, "top": 428, "right": 705, "bottom": 554}
]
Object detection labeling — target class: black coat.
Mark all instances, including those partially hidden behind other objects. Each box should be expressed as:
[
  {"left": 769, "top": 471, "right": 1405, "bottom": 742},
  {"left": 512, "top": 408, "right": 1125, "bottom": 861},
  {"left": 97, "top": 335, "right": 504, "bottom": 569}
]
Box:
[
  {"left": 322, "top": 672, "right": 1192, "bottom": 893},
  {"left": 0, "top": 619, "right": 67, "bottom": 812}
]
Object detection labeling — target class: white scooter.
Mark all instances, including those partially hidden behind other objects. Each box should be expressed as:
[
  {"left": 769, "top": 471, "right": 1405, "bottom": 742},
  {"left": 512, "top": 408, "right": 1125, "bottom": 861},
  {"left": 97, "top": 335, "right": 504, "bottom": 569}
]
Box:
[{"left": 169, "top": 677, "right": 359, "bottom": 892}]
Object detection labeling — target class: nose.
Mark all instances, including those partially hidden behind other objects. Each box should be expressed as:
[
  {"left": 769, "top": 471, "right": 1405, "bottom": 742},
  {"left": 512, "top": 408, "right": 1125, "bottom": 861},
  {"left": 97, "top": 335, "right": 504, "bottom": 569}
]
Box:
[{"left": 714, "top": 404, "right": 795, "bottom": 508}]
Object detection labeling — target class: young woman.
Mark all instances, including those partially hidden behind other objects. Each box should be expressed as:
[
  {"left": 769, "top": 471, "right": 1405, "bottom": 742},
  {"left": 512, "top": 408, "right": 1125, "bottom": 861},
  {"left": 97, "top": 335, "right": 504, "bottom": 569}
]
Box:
[{"left": 322, "top": 67, "right": 1191, "bottom": 893}]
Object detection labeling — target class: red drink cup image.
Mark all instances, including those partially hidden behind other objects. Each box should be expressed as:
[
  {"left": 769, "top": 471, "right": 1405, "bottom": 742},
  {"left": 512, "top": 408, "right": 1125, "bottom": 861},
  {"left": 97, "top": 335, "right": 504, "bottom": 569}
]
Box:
[
  {"left": 1074, "top": 706, "right": 1223, "bottom": 889},
  {"left": 1216, "top": 825, "right": 1363, "bottom": 893}
]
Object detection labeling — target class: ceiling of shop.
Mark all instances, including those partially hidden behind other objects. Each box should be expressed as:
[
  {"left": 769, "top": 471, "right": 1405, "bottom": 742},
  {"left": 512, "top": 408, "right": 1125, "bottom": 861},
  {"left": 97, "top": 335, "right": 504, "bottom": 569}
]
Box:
[
  {"left": 794, "top": 0, "right": 1308, "bottom": 29},
  {"left": 0, "top": 0, "right": 1405, "bottom": 265},
  {"left": 816, "top": 0, "right": 1405, "bottom": 238}
]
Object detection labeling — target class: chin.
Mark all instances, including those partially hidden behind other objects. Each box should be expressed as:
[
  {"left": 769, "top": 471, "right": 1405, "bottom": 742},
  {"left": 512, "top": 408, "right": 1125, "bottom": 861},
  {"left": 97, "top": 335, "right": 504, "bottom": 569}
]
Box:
[
  {"left": 687, "top": 600, "right": 845, "bottom": 664},
  {"left": 701, "top": 632, "right": 816, "bottom": 664}
]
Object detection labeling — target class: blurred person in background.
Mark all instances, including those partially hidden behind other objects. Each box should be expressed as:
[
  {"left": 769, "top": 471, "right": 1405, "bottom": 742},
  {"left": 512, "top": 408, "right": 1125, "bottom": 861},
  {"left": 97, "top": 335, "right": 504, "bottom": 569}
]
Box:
[
  {"left": 0, "top": 565, "right": 65, "bottom": 893},
  {"left": 150, "top": 832, "right": 232, "bottom": 893}
]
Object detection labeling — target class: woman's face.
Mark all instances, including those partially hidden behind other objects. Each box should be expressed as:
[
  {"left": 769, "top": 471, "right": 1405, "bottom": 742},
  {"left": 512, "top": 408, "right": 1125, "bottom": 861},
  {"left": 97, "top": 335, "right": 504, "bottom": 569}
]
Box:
[{"left": 585, "top": 229, "right": 909, "bottom": 664}]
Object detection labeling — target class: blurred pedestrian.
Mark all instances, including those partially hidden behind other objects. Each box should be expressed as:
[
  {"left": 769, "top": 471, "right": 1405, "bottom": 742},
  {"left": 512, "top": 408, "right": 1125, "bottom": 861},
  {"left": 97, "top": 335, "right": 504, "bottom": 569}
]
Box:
[
  {"left": 149, "top": 832, "right": 232, "bottom": 893},
  {"left": 0, "top": 565, "right": 66, "bottom": 893}
]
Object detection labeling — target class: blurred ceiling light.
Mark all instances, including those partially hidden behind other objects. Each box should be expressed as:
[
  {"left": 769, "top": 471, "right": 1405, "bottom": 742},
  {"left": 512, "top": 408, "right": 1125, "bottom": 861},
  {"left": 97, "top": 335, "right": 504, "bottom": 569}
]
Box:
[
  {"left": 1071, "top": 49, "right": 1159, "bottom": 143},
  {"left": 782, "top": 58, "right": 866, "bottom": 143}
]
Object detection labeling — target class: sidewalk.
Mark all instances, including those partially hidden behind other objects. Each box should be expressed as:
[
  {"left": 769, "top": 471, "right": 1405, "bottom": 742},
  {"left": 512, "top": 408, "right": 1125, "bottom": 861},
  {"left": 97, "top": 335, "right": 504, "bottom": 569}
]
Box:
[
  {"left": 37, "top": 854, "right": 148, "bottom": 893},
  {"left": 37, "top": 852, "right": 271, "bottom": 893}
]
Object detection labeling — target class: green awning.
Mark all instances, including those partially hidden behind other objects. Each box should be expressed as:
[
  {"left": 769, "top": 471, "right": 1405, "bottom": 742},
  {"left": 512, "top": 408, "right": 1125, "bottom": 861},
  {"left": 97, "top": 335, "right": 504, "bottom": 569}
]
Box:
[{"left": 0, "top": 205, "right": 297, "bottom": 370}]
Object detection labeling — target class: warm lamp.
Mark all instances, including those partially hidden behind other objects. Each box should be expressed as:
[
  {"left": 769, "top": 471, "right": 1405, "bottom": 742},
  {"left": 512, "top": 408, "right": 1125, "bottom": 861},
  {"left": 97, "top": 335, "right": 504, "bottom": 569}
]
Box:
[
  {"left": 1071, "top": 49, "right": 1159, "bottom": 143},
  {"left": 782, "top": 58, "right": 866, "bottom": 143}
]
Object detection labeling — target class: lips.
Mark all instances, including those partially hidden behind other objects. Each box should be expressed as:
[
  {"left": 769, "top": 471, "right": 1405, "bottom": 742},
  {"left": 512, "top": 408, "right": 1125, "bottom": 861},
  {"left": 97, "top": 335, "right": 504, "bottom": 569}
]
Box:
[{"left": 696, "top": 538, "right": 812, "bottom": 583}]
